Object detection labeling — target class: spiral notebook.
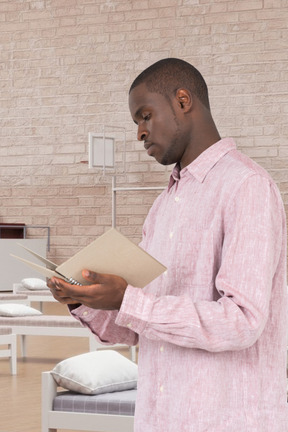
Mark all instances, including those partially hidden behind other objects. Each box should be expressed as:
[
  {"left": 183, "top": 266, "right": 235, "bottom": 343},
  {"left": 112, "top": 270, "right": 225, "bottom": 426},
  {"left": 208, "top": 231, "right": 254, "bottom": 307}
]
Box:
[{"left": 11, "top": 228, "right": 166, "bottom": 288}]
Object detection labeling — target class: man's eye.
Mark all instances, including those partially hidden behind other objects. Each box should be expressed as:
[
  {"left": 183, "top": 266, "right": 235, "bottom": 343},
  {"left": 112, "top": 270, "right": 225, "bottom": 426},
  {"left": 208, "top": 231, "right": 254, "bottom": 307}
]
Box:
[{"left": 143, "top": 114, "right": 151, "bottom": 121}]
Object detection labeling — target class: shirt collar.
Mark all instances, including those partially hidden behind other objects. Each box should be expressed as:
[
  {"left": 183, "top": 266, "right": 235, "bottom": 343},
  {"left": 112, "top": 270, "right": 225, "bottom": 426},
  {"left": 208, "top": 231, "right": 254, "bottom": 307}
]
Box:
[{"left": 168, "top": 137, "right": 236, "bottom": 190}]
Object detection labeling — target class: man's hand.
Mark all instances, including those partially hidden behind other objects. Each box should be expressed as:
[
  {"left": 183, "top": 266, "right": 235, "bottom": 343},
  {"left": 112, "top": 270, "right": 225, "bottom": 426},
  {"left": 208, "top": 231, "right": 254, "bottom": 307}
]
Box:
[{"left": 47, "top": 269, "right": 128, "bottom": 310}]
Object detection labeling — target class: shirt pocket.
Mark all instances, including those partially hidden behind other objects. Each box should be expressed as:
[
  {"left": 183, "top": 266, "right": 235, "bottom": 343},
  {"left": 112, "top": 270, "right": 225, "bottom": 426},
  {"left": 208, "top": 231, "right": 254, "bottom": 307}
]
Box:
[{"left": 176, "top": 227, "right": 214, "bottom": 289}]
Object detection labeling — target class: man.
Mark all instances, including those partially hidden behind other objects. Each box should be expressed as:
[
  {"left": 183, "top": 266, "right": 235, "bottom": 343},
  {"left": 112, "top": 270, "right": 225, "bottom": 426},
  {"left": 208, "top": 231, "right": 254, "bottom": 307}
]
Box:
[{"left": 48, "top": 58, "right": 288, "bottom": 431}]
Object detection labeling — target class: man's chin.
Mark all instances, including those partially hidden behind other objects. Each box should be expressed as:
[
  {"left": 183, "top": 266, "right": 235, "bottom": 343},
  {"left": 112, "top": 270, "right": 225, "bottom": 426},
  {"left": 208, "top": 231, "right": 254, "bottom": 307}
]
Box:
[{"left": 158, "top": 156, "right": 176, "bottom": 166}]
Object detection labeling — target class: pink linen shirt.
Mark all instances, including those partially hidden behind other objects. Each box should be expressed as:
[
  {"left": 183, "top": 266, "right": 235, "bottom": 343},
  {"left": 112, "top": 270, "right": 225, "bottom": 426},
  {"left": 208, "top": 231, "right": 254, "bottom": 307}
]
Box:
[{"left": 71, "top": 138, "right": 288, "bottom": 431}]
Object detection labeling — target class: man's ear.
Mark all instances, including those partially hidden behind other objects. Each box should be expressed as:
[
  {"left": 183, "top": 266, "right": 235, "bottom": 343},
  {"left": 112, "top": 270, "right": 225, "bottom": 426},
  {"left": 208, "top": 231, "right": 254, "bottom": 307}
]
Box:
[{"left": 175, "top": 88, "right": 192, "bottom": 112}]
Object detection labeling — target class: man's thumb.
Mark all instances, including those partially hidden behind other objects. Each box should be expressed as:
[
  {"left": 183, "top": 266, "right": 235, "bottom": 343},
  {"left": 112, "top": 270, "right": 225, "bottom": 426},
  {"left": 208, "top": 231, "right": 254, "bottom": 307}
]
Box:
[{"left": 82, "top": 269, "right": 104, "bottom": 284}]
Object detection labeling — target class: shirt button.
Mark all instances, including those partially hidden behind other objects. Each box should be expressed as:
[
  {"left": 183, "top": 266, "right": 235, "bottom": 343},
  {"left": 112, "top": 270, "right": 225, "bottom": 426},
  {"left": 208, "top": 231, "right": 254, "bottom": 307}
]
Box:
[
  {"left": 83, "top": 311, "right": 88, "bottom": 316},
  {"left": 127, "top": 323, "right": 132, "bottom": 328},
  {"left": 160, "top": 346, "right": 164, "bottom": 352},
  {"left": 175, "top": 196, "right": 180, "bottom": 202},
  {"left": 160, "top": 385, "right": 164, "bottom": 392},
  {"left": 169, "top": 232, "right": 174, "bottom": 239}
]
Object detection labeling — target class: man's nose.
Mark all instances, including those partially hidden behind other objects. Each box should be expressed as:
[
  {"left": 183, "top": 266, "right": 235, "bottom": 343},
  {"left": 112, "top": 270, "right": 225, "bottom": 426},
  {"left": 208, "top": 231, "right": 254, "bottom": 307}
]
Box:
[{"left": 137, "top": 124, "right": 148, "bottom": 141}]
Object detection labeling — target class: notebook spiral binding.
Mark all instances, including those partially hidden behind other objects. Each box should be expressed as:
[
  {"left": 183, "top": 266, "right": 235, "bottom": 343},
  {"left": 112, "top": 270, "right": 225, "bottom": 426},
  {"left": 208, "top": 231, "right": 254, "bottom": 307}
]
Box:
[{"left": 65, "top": 277, "right": 82, "bottom": 286}]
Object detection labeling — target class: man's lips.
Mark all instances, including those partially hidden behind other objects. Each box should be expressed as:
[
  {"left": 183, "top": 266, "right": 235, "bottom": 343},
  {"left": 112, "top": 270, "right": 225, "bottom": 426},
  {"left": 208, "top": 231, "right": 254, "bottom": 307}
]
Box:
[
  {"left": 144, "top": 142, "right": 155, "bottom": 156},
  {"left": 144, "top": 141, "right": 153, "bottom": 150}
]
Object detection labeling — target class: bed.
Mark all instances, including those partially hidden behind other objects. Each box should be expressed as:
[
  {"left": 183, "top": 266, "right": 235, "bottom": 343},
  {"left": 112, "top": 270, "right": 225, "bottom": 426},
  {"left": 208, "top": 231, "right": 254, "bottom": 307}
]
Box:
[
  {"left": 0, "top": 315, "right": 136, "bottom": 360},
  {"left": 0, "top": 315, "right": 100, "bottom": 357},
  {"left": 42, "top": 371, "right": 135, "bottom": 432}
]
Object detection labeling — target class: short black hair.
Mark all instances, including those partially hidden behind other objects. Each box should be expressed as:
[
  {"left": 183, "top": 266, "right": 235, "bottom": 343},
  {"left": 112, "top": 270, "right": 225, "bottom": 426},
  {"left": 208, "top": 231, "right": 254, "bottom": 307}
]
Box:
[{"left": 129, "top": 58, "right": 210, "bottom": 110}]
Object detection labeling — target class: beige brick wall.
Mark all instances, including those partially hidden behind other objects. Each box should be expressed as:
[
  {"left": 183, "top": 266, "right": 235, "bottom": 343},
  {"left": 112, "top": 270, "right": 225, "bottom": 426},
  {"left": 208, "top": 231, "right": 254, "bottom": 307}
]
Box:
[{"left": 0, "top": 0, "right": 287, "bottom": 266}]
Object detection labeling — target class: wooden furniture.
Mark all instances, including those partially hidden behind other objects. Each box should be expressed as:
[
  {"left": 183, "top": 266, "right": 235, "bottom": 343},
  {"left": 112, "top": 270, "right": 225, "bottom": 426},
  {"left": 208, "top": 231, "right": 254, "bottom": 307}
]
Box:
[
  {"left": 13, "top": 282, "right": 56, "bottom": 311},
  {"left": 0, "top": 315, "right": 98, "bottom": 357},
  {"left": 42, "top": 371, "right": 135, "bottom": 432},
  {"left": 0, "top": 327, "right": 17, "bottom": 375},
  {"left": 0, "top": 314, "right": 136, "bottom": 360}
]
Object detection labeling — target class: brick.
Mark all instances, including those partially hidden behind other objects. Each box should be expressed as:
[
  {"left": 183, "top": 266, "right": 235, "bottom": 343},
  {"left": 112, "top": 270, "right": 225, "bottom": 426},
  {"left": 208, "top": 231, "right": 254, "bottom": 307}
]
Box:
[
  {"left": 228, "top": 0, "right": 263, "bottom": 11},
  {"left": 242, "top": 147, "right": 278, "bottom": 158},
  {"left": 264, "top": 0, "right": 285, "bottom": 7},
  {"left": 149, "top": 0, "right": 178, "bottom": 7}
]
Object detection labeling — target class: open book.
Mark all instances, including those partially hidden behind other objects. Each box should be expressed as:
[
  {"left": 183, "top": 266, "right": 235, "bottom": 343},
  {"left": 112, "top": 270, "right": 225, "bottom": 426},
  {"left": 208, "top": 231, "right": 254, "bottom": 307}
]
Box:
[{"left": 11, "top": 228, "right": 166, "bottom": 288}]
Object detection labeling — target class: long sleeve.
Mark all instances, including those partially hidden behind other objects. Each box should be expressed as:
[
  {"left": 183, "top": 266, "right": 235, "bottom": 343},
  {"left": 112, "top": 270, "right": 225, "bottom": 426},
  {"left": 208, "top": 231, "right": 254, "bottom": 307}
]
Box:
[
  {"left": 116, "top": 175, "right": 285, "bottom": 352},
  {"left": 70, "top": 306, "right": 139, "bottom": 346}
]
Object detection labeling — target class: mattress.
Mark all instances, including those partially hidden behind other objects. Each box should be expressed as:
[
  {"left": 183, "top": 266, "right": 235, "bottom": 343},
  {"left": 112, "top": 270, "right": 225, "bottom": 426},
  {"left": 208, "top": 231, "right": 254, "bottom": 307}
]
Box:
[
  {"left": 53, "top": 389, "right": 137, "bottom": 416},
  {"left": 0, "top": 315, "right": 83, "bottom": 327},
  {"left": 16, "top": 289, "right": 53, "bottom": 296}
]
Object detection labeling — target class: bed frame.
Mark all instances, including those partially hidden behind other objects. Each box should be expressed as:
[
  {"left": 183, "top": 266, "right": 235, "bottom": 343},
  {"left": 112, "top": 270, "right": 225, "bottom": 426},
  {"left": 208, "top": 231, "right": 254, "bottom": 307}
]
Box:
[
  {"left": 0, "top": 315, "right": 97, "bottom": 356},
  {"left": 0, "top": 315, "right": 136, "bottom": 361},
  {"left": 0, "top": 327, "right": 17, "bottom": 374},
  {"left": 13, "top": 282, "right": 56, "bottom": 311},
  {"left": 42, "top": 371, "right": 135, "bottom": 432}
]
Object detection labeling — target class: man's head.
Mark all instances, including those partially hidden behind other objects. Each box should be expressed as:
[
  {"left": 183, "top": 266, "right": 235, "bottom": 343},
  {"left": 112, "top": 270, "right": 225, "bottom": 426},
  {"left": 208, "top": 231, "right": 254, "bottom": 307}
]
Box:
[
  {"left": 129, "top": 58, "right": 210, "bottom": 111},
  {"left": 129, "top": 58, "right": 219, "bottom": 168}
]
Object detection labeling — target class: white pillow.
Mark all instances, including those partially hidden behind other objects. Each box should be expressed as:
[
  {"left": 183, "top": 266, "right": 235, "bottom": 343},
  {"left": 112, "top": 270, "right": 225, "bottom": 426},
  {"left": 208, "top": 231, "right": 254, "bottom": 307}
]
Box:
[
  {"left": 0, "top": 304, "right": 42, "bottom": 317},
  {"left": 21, "top": 278, "right": 48, "bottom": 290},
  {"left": 51, "top": 350, "right": 138, "bottom": 395}
]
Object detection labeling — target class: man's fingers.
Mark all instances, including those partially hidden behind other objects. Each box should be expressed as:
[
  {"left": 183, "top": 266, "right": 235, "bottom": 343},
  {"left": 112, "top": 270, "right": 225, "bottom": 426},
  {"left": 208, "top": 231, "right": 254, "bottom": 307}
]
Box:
[
  {"left": 48, "top": 277, "right": 79, "bottom": 297},
  {"left": 47, "top": 276, "right": 66, "bottom": 290}
]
